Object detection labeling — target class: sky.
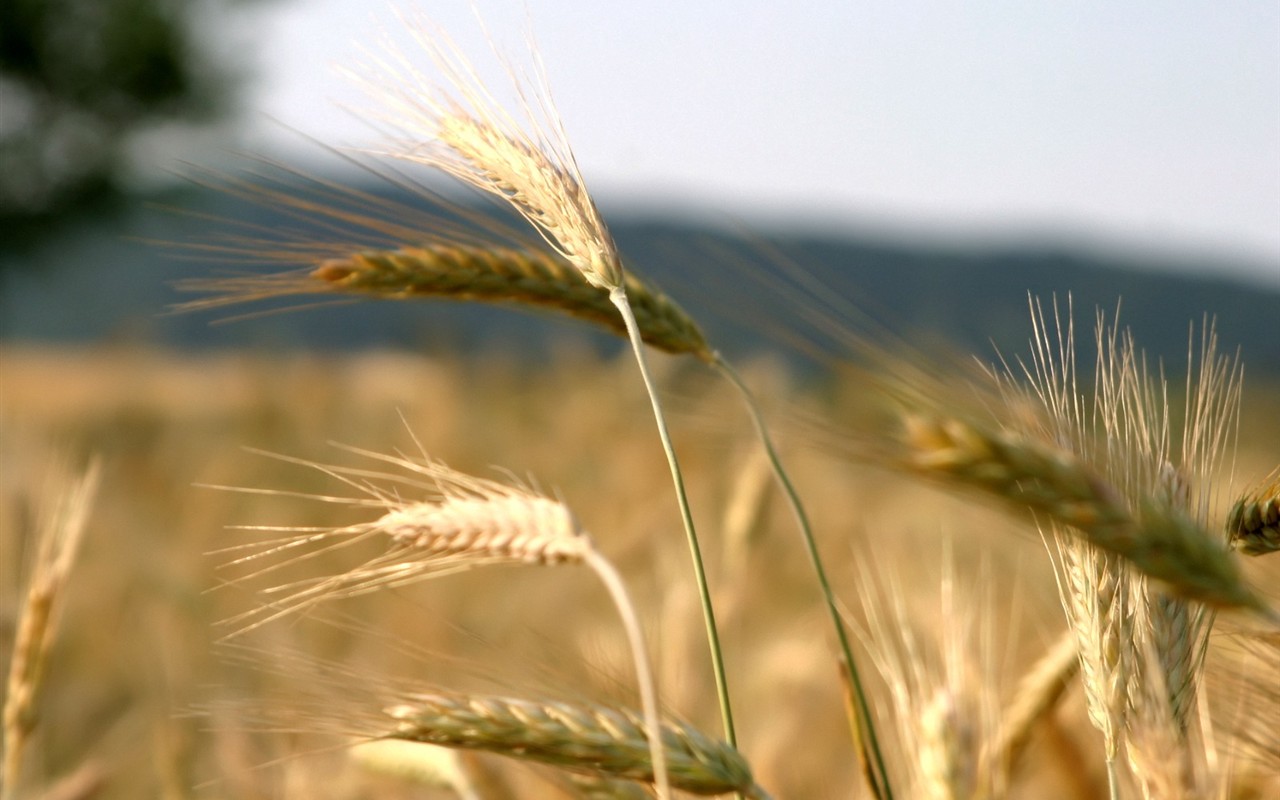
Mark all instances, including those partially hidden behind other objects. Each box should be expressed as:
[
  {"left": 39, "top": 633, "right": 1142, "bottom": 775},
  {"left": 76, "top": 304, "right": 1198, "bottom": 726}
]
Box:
[{"left": 216, "top": 0, "right": 1280, "bottom": 286}]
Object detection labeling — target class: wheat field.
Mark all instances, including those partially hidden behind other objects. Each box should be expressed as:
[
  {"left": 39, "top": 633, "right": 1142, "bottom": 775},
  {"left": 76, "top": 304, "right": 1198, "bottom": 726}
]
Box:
[{"left": 2, "top": 343, "right": 1277, "bottom": 799}]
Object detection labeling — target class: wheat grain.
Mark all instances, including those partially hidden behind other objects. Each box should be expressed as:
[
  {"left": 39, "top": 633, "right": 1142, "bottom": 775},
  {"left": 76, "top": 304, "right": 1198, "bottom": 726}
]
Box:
[
  {"left": 382, "top": 692, "right": 768, "bottom": 798},
  {"left": 1227, "top": 469, "right": 1280, "bottom": 556},
  {"left": 568, "top": 773, "right": 656, "bottom": 799},
  {"left": 348, "top": 739, "right": 480, "bottom": 798}
]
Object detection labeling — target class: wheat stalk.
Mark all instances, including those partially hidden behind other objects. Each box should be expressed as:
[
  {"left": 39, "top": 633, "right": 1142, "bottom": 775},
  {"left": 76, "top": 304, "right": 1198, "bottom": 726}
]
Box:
[
  {"left": 1227, "top": 469, "right": 1280, "bottom": 556},
  {"left": 382, "top": 692, "right": 769, "bottom": 799}
]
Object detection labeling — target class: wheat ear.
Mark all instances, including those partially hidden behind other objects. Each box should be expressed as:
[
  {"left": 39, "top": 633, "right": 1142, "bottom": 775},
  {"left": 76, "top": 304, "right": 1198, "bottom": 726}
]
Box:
[
  {"left": 382, "top": 692, "right": 769, "bottom": 799},
  {"left": 178, "top": 243, "right": 713, "bottom": 362},
  {"left": 1227, "top": 469, "right": 1280, "bottom": 556},
  {"left": 855, "top": 550, "right": 1003, "bottom": 800},
  {"left": 2, "top": 459, "right": 101, "bottom": 800},
  {"left": 1004, "top": 301, "right": 1248, "bottom": 795},
  {"left": 900, "top": 413, "right": 1262, "bottom": 611},
  {"left": 994, "top": 629, "right": 1080, "bottom": 775}
]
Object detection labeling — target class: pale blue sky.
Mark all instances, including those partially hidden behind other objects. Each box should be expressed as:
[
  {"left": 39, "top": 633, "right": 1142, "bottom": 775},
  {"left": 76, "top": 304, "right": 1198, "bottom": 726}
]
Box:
[{"left": 223, "top": 1, "right": 1279, "bottom": 285}]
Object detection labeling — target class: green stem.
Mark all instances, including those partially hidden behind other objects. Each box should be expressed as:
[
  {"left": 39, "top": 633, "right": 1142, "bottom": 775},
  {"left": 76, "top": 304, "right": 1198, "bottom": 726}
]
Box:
[
  {"left": 609, "top": 287, "right": 736, "bottom": 750},
  {"left": 714, "top": 356, "right": 892, "bottom": 800}
]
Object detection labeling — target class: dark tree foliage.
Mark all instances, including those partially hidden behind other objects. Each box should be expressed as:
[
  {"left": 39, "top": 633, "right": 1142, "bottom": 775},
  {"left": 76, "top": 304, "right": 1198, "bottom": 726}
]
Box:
[{"left": 0, "top": 0, "right": 249, "bottom": 255}]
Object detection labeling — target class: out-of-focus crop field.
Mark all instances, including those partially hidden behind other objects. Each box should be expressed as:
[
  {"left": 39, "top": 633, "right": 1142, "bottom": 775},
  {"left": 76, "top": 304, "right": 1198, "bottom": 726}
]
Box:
[{"left": 2, "top": 344, "right": 1278, "bottom": 799}]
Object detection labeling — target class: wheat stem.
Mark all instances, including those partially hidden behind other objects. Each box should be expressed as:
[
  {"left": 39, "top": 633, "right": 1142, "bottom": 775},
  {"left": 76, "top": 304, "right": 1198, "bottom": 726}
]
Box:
[
  {"left": 713, "top": 356, "right": 892, "bottom": 800},
  {"left": 609, "top": 287, "right": 736, "bottom": 752},
  {"left": 583, "top": 547, "right": 670, "bottom": 800}
]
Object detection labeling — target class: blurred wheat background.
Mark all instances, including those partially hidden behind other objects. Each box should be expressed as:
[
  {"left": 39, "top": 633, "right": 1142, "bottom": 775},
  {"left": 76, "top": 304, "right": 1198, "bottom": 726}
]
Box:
[{"left": 3, "top": 344, "right": 1277, "bottom": 798}]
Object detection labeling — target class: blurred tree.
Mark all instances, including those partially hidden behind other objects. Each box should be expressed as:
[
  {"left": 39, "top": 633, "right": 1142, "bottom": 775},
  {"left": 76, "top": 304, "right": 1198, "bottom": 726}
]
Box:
[{"left": 0, "top": 0, "right": 258, "bottom": 256}]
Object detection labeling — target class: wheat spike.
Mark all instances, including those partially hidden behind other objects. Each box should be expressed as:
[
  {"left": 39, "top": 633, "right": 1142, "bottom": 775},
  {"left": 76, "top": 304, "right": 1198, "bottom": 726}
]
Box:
[
  {"left": 174, "top": 186, "right": 711, "bottom": 360},
  {"left": 1227, "top": 469, "right": 1280, "bottom": 556},
  {"left": 1057, "top": 540, "right": 1131, "bottom": 761},
  {"left": 997, "top": 300, "right": 1249, "bottom": 787},
  {"left": 855, "top": 551, "right": 1003, "bottom": 800},
  {"left": 901, "top": 413, "right": 1261, "bottom": 610},
  {"left": 350, "top": 10, "right": 622, "bottom": 291},
  {"left": 994, "top": 629, "right": 1079, "bottom": 774},
  {"left": 312, "top": 244, "right": 712, "bottom": 360},
  {"left": 383, "top": 692, "right": 768, "bottom": 798},
  {"left": 214, "top": 447, "right": 597, "bottom": 632}
]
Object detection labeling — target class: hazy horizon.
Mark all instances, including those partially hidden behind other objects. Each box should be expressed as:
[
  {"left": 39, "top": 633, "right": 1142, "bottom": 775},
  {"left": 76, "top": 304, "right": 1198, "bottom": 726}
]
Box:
[{"left": 169, "top": 0, "right": 1279, "bottom": 289}]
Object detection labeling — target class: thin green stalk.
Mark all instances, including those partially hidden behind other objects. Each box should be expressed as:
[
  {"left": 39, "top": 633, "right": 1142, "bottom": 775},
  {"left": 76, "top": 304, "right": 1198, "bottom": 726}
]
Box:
[
  {"left": 608, "top": 286, "right": 736, "bottom": 751},
  {"left": 713, "top": 357, "right": 892, "bottom": 800},
  {"left": 582, "top": 547, "right": 671, "bottom": 800}
]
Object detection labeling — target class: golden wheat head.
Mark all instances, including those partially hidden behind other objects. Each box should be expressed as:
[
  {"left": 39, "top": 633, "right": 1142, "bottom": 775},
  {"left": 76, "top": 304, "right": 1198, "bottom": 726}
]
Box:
[
  {"left": 350, "top": 10, "right": 622, "bottom": 292},
  {"left": 383, "top": 691, "right": 767, "bottom": 798}
]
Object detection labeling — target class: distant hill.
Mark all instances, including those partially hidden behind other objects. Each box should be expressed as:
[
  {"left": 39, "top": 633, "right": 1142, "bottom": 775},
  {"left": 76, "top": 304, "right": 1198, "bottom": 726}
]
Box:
[{"left": 2, "top": 182, "right": 1276, "bottom": 376}]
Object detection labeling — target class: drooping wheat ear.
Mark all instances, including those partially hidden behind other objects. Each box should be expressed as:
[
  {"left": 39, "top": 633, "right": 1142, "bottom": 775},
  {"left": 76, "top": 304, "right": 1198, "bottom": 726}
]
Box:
[
  {"left": 351, "top": 10, "right": 620, "bottom": 292},
  {"left": 900, "top": 413, "right": 1261, "bottom": 610},
  {"left": 2, "top": 458, "right": 101, "bottom": 800},
  {"left": 994, "top": 629, "right": 1080, "bottom": 774},
  {"left": 187, "top": 243, "right": 712, "bottom": 360},
  {"left": 1227, "top": 469, "right": 1280, "bottom": 556},
  {"left": 216, "top": 446, "right": 589, "bottom": 626},
  {"left": 382, "top": 692, "right": 769, "bottom": 799}
]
